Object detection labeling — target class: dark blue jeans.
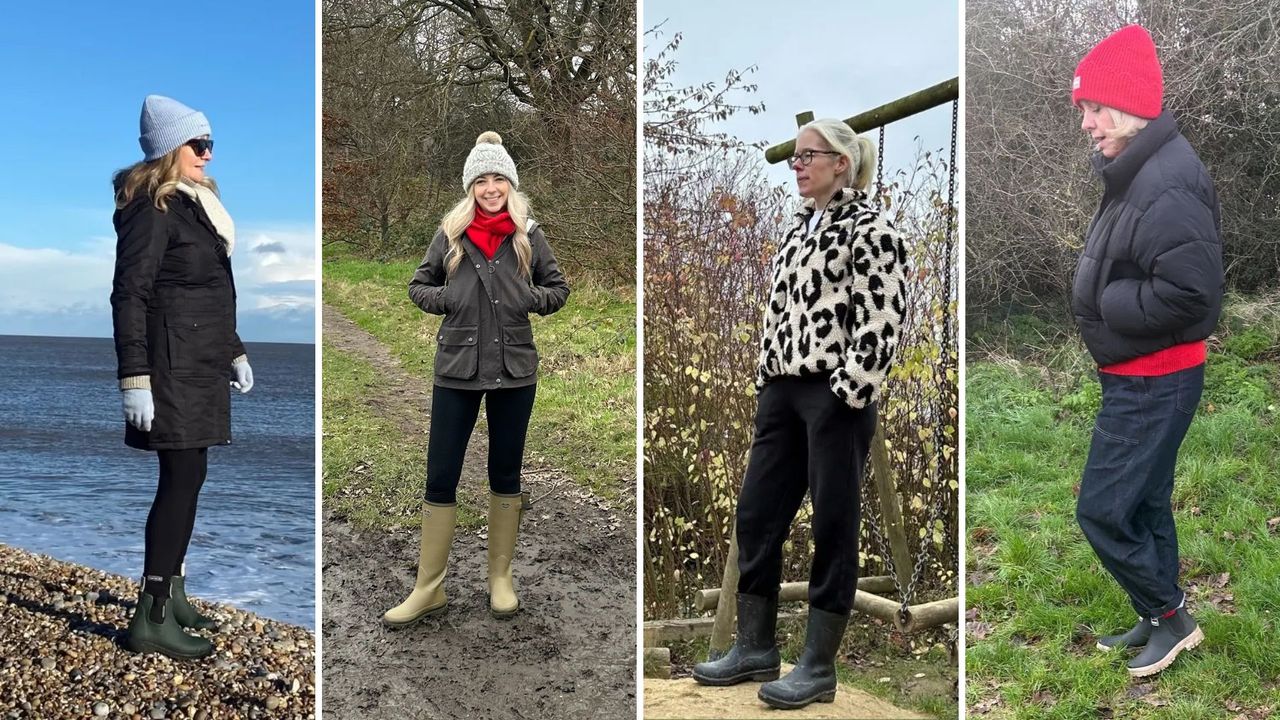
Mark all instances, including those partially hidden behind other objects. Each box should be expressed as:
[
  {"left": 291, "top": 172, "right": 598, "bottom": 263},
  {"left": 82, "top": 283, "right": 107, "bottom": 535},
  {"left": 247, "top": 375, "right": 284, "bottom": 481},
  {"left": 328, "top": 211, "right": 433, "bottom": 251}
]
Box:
[
  {"left": 736, "top": 376, "right": 878, "bottom": 616},
  {"left": 1076, "top": 364, "right": 1203, "bottom": 617}
]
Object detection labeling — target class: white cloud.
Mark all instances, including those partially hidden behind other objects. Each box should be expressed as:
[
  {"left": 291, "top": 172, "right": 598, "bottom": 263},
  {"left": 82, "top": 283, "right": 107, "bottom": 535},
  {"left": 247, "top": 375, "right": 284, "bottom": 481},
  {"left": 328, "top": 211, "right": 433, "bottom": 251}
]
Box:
[{"left": 0, "top": 224, "right": 316, "bottom": 339}]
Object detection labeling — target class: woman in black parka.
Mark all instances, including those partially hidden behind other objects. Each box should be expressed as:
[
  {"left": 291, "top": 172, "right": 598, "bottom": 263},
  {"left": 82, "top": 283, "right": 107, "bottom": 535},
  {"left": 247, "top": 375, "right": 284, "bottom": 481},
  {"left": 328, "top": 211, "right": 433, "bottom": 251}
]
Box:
[
  {"left": 110, "top": 95, "right": 254, "bottom": 659},
  {"left": 1070, "top": 26, "right": 1223, "bottom": 678},
  {"left": 384, "top": 131, "right": 568, "bottom": 627},
  {"left": 692, "top": 119, "right": 911, "bottom": 710}
]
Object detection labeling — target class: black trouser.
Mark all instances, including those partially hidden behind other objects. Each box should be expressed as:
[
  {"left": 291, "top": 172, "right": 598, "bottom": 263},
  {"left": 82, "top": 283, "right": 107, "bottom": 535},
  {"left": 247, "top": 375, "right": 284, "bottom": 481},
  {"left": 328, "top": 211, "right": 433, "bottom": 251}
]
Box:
[
  {"left": 143, "top": 447, "right": 209, "bottom": 580},
  {"left": 735, "top": 376, "right": 878, "bottom": 616},
  {"left": 1076, "top": 364, "right": 1203, "bottom": 618},
  {"left": 425, "top": 384, "right": 537, "bottom": 504}
]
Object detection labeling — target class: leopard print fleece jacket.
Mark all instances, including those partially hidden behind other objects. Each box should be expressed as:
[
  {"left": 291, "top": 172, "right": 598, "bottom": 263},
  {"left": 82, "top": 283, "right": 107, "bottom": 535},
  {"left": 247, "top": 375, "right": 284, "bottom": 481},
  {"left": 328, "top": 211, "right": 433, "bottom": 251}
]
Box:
[{"left": 756, "top": 187, "right": 910, "bottom": 409}]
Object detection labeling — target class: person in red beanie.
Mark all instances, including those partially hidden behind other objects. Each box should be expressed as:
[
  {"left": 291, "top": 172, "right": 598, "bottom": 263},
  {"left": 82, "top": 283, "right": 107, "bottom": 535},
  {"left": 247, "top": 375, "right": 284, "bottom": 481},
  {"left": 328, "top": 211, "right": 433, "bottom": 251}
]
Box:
[{"left": 1069, "top": 24, "right": 1223, "bottom": 678}]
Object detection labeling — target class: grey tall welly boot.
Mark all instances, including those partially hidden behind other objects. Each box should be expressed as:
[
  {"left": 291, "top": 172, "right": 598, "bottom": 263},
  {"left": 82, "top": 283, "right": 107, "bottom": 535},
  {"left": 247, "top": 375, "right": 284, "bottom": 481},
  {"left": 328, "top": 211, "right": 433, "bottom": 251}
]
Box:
[
  {"left": 691, "top": 593, "right": 781, "bottom": 686},
  {"left": 758, "top": 606, "right": 848, "bottom": 709}
]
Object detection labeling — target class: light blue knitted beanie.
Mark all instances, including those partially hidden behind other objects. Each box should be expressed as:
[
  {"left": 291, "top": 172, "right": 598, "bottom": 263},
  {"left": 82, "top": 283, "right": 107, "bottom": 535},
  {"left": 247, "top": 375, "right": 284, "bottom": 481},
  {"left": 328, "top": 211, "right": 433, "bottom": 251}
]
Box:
[{"left": 139, "top": 95, "right": 211, "bottom": 161}]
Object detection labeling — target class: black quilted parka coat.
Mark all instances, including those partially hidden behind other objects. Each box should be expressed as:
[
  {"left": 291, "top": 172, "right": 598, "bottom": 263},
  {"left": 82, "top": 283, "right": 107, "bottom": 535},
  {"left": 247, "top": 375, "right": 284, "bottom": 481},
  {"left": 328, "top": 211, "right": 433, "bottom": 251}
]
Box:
[{"left": 110, "top": 190, "right": 245, "bottom": 451}]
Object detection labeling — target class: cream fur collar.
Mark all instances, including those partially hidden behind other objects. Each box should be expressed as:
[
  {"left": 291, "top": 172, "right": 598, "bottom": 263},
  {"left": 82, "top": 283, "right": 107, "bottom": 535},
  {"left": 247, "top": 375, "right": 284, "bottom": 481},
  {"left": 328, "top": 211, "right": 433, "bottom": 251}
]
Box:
[{"left": 176, "top": 180, "right": 236, "bottom": 256}]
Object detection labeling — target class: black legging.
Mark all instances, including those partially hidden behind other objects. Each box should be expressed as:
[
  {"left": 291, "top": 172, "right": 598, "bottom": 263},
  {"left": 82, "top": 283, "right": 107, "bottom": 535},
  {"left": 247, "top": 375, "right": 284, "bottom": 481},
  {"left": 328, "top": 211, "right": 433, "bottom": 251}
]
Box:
[
  {"left": 426, "top": 384, "right": 537, "bottom": 504},
  {"left": 143, "top": 448, "right": 209, "bottom": 581}
]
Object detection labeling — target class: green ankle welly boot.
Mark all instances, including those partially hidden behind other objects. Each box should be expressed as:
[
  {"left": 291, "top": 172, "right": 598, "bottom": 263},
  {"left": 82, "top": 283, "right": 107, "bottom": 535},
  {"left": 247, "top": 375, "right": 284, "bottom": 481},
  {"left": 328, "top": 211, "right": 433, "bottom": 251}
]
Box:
[
  {"left": 170, "top": 566, "right": 218, "bottom": 631},
  {"left": 126, "top": 578, "right": 214, "bottom": 660}
]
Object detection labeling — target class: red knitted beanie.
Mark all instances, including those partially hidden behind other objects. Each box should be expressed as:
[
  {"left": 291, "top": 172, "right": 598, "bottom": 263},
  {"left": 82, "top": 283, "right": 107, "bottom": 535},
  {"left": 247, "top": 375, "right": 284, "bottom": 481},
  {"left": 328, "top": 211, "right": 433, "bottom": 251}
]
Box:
[{"left": 1072, "top": 25, "right": 1163, "bottom": 119}]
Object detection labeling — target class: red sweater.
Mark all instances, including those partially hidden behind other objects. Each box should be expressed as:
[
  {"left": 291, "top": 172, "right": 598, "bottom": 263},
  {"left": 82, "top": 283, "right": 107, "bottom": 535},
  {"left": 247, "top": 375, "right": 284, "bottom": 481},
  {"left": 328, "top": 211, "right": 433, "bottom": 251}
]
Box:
[{"left": 1099, "top": 340, "right": 1206, "bottom": 376}]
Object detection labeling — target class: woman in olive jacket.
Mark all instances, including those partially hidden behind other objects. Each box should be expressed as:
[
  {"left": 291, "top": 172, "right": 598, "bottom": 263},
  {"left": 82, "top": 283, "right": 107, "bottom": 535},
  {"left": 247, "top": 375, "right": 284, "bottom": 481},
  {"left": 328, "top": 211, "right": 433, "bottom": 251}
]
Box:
[
  {"left": 384, "top": 131, "right": 569, "bottom": 626},
  {"left": 693, "top": 118, "right": 910, "bottom": 710},
  {"left": 1070, "top": 26, "right": 1222, "bottom": 678},
  {"left": 110, "top": 95, "right": 254, "bottom": 660}
]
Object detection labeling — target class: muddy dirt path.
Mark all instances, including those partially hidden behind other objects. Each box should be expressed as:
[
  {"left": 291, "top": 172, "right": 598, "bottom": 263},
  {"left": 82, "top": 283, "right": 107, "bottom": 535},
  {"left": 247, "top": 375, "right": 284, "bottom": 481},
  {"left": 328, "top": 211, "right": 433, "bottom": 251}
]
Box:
[{"left": 320, "top": 307, "right": 636, "bottom": 720}]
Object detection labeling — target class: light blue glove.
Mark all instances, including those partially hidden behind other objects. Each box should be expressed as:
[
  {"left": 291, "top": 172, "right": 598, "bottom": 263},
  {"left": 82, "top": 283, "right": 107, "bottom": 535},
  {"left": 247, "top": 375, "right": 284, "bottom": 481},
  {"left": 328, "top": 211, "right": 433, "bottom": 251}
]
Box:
[
  {"left": 231, "top": 361, "right": 254, "bottom": 394},
  {"left": 122, "top": 389, "right": 154, "bottom": 432}
]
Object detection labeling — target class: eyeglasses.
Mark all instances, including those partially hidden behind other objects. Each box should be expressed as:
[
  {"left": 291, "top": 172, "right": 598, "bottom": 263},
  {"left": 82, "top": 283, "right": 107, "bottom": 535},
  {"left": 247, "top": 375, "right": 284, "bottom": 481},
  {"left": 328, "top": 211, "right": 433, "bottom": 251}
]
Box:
[
  {"left": 789, "top": 149, "right": 842, "bottom": 167},
  {"left": 185, "top": 138, "right": 214, "bottom": 156}
]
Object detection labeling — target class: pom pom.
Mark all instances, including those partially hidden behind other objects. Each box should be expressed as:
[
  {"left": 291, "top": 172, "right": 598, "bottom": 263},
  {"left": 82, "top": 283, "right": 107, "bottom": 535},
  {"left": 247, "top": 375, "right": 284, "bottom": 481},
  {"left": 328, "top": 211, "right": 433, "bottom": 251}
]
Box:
[{"left": 476, "top": 131, "right": 503, "bottom": 146}]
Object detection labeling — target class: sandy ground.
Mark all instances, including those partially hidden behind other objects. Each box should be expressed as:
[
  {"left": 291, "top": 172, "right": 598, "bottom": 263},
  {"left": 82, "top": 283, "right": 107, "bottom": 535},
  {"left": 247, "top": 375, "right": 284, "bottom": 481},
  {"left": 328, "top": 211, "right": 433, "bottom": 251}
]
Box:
[
  {"left": 644, "top": 665, "right": 929, "bottom": 720},
  {"left": 0, "top": 543, "right": 315, "bottom": 719},
  {"left": 320, "top": 307, "right": 636, "bottom": 720}
]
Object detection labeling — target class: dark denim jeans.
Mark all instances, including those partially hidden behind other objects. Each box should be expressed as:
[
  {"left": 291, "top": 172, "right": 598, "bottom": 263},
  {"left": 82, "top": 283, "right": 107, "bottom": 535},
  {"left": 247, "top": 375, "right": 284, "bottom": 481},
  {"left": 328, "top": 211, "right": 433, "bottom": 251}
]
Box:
[
  {"left": 1076, "top": 364, "right": 1203, "bottom": 617},
  {"left": 736, "top": 376, "right": 878, "bottom": 615}
]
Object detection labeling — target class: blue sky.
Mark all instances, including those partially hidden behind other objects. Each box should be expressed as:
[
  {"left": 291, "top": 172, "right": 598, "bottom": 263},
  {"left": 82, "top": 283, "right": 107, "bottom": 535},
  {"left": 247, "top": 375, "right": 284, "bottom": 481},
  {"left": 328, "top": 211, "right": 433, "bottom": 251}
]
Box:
[
  {"left": 646, "top": 0, "right": 960, "bottom": 192},
  {"left": 0, "top": 1, "right": 315, "bottom": 342}
]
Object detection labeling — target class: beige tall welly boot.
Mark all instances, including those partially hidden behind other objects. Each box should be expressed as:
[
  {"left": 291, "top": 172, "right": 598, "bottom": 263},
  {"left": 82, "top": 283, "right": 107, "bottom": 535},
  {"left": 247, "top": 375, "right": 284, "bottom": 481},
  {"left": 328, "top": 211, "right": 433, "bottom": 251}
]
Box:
[
  {"left": 487, "top": 491, "right": 524, "bottom": 618},
  {"left": 383, "top": 501, "right": 456, "bottom": 627}
]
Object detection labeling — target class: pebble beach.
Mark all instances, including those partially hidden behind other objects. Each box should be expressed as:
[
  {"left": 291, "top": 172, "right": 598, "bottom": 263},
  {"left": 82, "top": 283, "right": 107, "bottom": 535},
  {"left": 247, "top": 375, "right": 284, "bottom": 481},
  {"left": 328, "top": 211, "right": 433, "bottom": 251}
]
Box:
[{"left": 0, "top": 544, "right": 315, "bottom": 719}]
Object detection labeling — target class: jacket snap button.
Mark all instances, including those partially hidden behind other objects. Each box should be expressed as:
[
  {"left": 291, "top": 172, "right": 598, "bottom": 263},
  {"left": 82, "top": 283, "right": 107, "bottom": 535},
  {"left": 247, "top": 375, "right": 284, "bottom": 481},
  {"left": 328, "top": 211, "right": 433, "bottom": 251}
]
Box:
[
  {"left": 475, "top": 263, "right": 481, "bottom": 269},
  {"left": 438, "top": 335, "right": 443, "bottom": 340},
  {"left": 496, "top": 378, "right": 502, "bottom": 384},
  {"left": 467, "top": 337, "right": 473, "bottom": 342},
  {"left": 488, "top": 265, "right": 494, "bottom": 273},
  {"left": 493, "top": 299, "right": 499, "bottom": 304},
  {"left": 493, "top": 338, "right": 499, "bottom": 343}
]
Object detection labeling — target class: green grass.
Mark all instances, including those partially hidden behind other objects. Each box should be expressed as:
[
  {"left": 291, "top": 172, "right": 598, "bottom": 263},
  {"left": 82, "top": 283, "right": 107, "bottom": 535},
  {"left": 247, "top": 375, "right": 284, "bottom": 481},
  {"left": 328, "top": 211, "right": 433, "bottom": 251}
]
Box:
[
  {"left": 322, "top": 344, "right": 482, "bottom": 530},
  {"left": 966, "top": 308, "right": 1280, "bottom": 719},
  {"left": 323, "top": 257, "right": 636, "bottom": 505}
]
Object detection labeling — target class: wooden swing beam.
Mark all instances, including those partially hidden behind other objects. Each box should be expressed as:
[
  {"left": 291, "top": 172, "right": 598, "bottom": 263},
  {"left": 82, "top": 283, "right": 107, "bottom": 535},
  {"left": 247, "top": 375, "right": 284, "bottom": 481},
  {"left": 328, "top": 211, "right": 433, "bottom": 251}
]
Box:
[{"left": 763, "top": 77, "right": 959, "bottom": 165}]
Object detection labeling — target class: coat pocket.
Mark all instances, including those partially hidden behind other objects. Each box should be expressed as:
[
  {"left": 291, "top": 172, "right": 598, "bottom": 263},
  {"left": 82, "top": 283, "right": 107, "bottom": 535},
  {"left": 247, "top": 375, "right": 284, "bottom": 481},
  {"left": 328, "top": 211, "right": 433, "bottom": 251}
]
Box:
[
  {"left": 165, "top": 313, "right": 230, "bottom": 378},
  {"left": 436, "top": 325, "right": 479, "bottom": 380},
  {"left": 501, "top": 324, "right": 539, "bottom": 378}
]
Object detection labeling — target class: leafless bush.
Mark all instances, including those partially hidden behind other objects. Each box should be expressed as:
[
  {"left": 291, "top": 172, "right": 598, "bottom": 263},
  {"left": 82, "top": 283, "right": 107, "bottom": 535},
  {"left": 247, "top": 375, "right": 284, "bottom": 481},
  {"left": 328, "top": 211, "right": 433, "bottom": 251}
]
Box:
[
  {"left": 967, "top": 0, "right": 1280, "bottom": 311},
  {"left": 323, "top": 0, "right": 636, "bottom": 280}
]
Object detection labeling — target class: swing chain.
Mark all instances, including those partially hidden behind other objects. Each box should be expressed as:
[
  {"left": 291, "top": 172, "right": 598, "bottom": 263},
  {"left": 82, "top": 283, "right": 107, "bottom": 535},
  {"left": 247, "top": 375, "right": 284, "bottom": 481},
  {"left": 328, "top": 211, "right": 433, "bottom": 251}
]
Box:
[
  {"left": 876, "top": 125, "right": 886, "bottom": 207},
  {"left": 864, "top": 100, "right": 959, "bottom": 622},
  {"left": 901, "top": 98, "right": 960, "bottom": 611}
]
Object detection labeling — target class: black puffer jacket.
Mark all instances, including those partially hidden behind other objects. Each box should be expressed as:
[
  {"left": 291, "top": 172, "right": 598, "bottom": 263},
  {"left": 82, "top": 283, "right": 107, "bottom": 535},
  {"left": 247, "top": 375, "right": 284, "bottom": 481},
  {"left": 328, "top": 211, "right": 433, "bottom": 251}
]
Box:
[
  {"left": 409, "top": 223, "right": 569, "bottom": 390},
  {"left": 111, "top": 190, "right": 245, "bottom": 450},
  {"left": 1071, "top": 110, "right": 1223, "bottom": 367}
]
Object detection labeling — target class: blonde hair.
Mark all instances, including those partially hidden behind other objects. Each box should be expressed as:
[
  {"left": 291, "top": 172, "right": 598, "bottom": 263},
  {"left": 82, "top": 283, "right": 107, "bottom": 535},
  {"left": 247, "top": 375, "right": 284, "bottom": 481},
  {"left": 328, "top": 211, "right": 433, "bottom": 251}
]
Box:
[
  {"left": 113, "top": 146, "right": 217, "bottom": 211},
  {"left": 800, "top": 118, "right": 877, "bottom": 191},
  {"left": 439, "top": 184, "right": 533, "bottom": 278},
  {"left": 1100, "top": 105, "right": 1150, "bottom": 141}
]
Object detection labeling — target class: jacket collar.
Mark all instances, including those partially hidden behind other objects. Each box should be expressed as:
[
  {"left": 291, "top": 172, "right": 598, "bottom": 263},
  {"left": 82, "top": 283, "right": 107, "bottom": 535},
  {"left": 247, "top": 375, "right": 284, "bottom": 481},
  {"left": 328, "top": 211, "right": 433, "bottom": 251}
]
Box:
[
  {"left": 1093, "top": 110, "right": 1179, "bottom": 194},
  {"left": 797, "top": 186, "right": 870, "bottom": 218}
]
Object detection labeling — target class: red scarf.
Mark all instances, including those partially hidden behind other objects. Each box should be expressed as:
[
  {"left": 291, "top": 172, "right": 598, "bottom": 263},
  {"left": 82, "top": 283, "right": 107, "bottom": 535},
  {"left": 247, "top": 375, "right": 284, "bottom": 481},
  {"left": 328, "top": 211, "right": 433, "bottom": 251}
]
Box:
[{"left": 465, "top": 209, "right": 516, "bottom": 260}]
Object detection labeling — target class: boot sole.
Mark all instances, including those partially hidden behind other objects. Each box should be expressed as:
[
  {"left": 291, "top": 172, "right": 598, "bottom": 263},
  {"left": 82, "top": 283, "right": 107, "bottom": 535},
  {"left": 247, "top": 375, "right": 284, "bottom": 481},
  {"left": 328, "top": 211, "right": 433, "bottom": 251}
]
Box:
[
  {"left": 1127, "top": 626, "right": 1204, "bottom": 678},
  {"left": 126, "top": 638, "right": 213, "bottom": 661},
  {"left": 691, "top": 667, "right": 780, "bottom": 686},
  {"left": 758, "top": 688, "right": 837, "bottom": 709},
  {"left": 382, "top": 602, "right": 448, "bottom": 629},
  {"left": 490, "top": 605, "right": 519, "bottom": 619}
]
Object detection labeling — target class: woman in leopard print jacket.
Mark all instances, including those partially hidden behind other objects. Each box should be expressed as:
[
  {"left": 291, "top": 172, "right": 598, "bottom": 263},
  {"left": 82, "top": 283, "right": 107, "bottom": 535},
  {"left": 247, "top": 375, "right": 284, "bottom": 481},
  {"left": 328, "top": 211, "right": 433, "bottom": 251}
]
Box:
[{"left": 693, "top": 118, "right": 910, "bottom": 710}]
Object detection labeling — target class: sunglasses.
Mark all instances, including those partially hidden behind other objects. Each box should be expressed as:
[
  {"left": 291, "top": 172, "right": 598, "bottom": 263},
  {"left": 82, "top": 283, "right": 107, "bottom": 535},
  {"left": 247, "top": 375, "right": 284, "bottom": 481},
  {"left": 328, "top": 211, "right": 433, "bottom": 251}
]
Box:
[{"left": 185, "top": 138, "right": 215, "bottom": 156}]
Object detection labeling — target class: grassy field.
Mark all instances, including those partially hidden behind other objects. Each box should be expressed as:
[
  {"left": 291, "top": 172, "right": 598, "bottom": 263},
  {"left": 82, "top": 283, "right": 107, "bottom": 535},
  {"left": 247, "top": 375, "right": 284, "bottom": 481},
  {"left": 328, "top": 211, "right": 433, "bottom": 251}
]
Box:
[
  {"left": 323, "top": 257, "right": 636, "bottom": 509},
  {"left": 965, "top": 299, "right": 1280, "bottom": 719}
]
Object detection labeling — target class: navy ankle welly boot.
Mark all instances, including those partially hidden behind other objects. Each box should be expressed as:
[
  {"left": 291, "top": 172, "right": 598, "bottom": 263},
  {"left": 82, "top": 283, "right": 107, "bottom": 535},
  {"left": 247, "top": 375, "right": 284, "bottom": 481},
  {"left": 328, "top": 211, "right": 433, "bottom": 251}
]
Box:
[
  {"left": 1096, "top": 616, "right": 1152, "bottom": 651},
  {"left": 1127, "top": 607, "right": 1202, "bottom": 677}
]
